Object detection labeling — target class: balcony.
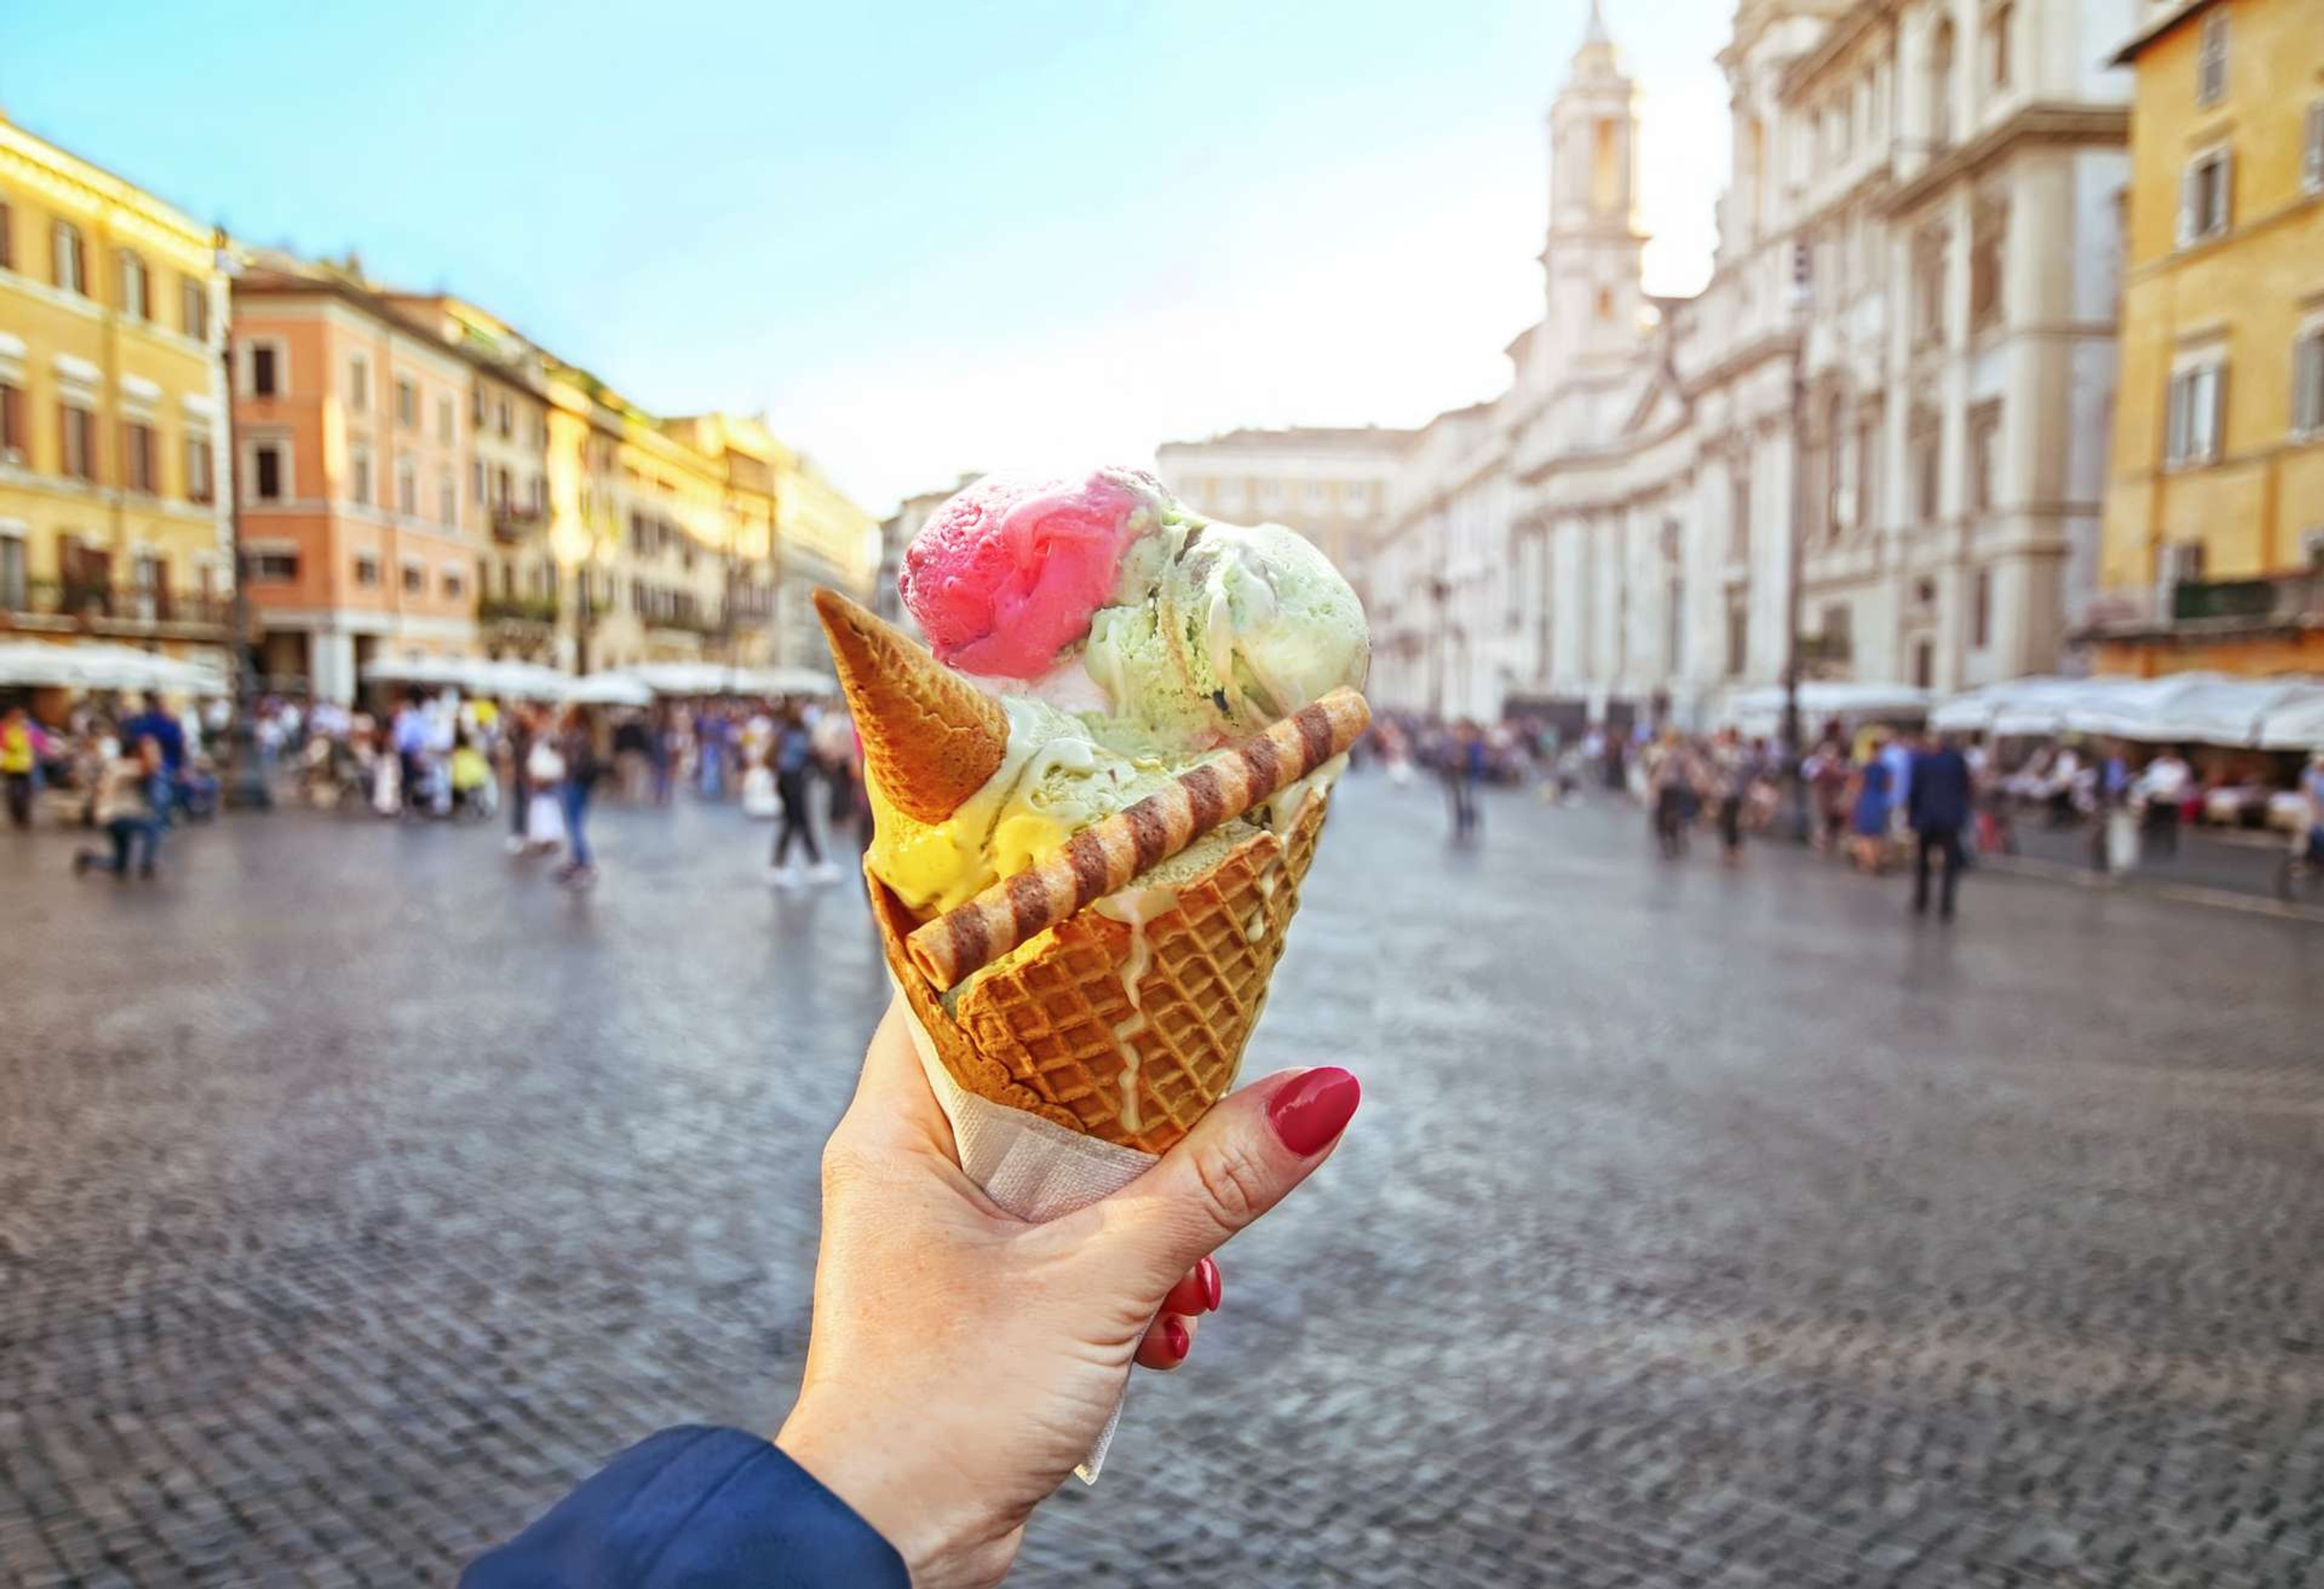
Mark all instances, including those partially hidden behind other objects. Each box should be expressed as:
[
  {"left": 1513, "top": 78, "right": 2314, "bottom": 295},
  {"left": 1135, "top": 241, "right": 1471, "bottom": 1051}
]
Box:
[
  {"left": 5, "top": 578, "right": 234, "bottom": 640},
  {"left": 2171, "top": 573, "right": 2324, "bottom": 628},
  {"left": 478, "top": 593, "right": 562, "bottom": 630},
  {"left": 491, "top": 504, "right": 548, "bottom": 542}
]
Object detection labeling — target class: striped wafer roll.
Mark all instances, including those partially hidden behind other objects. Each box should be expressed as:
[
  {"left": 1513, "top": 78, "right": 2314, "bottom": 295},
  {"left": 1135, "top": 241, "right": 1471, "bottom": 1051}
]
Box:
[{"left": 905, "top": 686, "right": 1370, "bottom": 990}]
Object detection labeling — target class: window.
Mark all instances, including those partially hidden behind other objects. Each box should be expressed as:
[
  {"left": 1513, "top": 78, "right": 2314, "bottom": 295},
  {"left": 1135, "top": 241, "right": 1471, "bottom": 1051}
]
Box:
[
  {"left": 1973, "top": 567, "right": 1993, "bottom": 649},
  {"left": 2181, "top": 149, "right": 2233, "bottom": 244},
  {"left": 1929, "top": 19, "right": 1957, "bottom": 148},
  {"left": 122, "top": 421, "right": 156, "bottom": 494},
  {"left": 496, "top": 398, "right": 512, "bottom": 438},
  {"left": 471, "top": 457, "right": 485, "bottom": 502},
  {"left": 438, "top": 472, "right": 455, "bottom": 526},
  {"left": 2160, "top": 542, "right": 2205, "bottom": 605},
  {"left": 248, "top": 341, "right": 280, "bottom": 397},
  {"left": 1985, "top": 2, "right": 2014, "bottom": 91},
  {"left": 59, "top": 402, "right": 96, "bottom": 481},
  {"left": 1912, "top": 416, "right": 1942, "bottom": 521},
  {"left": 1969, "top": 197, "right": 2006, "bottom": 331},
  {"left": 2165, "top": 361, "right": 2227, "bottom": 467},
  {"left": 1854, "top": 408, "right": 1882, "bottom": 533},
  {"left": 0, "top": 534, "right": 22, "bottom": 611},
  {"left": 52, "top": 220, "right": 85, "bottom": 296},
  {"left": 2196, "top": 10, "right": 2228, "bottom": 108},
  {"left": 1912, "top": 639, "right": 1935, "bottom": 690},
  {"left": 0, "top": 198, "right": 12, "bottom": 271},
  {"left": 2294, "top": 326, "right": 2324, "bottom": 437},
  {"left": 180, "top": 275, "right": 207, "bottom": 340},
  {"left": 118, "top": 251, "right": 148, "bottom": 321},
  {"left": 1819, "top": 601, "right": 1853, "bottom": 659},
  {"left": 251, "top": 440, "right": 285, "bottom": 501},
  {"left": 442, "top": 566, "right": 464, "bottom": 600},
  {"left": 353, "top": 553, "right": 381, "bottom": 588},
  {"left": 0, "top": 381, "right": 24, "bottom": 464},
  {"left": 2306, "top": 102, "right": 2324, "bottom": 194},
  {"left": 249, "top": 549, "right": 299, "bottom": 582},
  {"left": 185, "top": 434, "right": 214, "bottom": 504},
  {"left": 1730, "top": 470, "right": 1751, "bottom": 560},
  {"left": 1912, "top": 226, "right": 1947, "bottom": 347},
  {"left": 402, "top": 562, "right": 425, "bottom": 595},
  {"left": 437, "top": 395, "right": 454, "bottom": 445},
  {"left": 395, "top": 377, "right": 417, "bottom": 428},
  {"left": 1969, "top": 402, "right": 2003, "bottom": 513},
  {"left": 348, "top": 355, "right": 369, "bottom": 412},
  {"left": 1725, "top": 604, "right": 1748, "bottom": 677},
  {"left": 395, "top": 457, "right": 417, "bottom": 516},
  {"left": 349, "top": 444, "right": 372, "bottom": 506}
]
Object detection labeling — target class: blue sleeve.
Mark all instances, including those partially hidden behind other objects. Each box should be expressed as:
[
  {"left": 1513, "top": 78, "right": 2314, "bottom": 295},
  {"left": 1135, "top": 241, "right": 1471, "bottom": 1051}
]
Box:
[{"left": 462, "top": 1426, "right": 908, "bottom": 1589}]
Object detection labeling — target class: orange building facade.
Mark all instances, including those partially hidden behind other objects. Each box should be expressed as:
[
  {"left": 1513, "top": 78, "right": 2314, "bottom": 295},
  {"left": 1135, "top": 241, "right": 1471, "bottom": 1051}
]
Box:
[{"left": 232, "top": 261, "right": 485, "bottom": 699}]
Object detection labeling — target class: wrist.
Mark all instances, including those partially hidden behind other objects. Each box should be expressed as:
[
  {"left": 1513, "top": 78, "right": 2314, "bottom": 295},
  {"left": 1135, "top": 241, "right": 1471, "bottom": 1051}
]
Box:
[{"left": 776, "top": 1395, "right": 991, "bottom": 1589}]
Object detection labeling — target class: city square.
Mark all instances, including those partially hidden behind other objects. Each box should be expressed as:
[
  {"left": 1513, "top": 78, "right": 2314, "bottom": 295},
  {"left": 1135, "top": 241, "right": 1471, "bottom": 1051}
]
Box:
[{"left": 5, "top": 782, "right": 2321, "bottom": 1588}]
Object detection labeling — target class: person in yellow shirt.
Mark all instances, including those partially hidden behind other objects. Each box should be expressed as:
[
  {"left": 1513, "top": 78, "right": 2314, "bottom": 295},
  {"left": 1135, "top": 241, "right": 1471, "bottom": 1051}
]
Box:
[{"left": 2, "top": 705, "right": 43, "bottom": 828}]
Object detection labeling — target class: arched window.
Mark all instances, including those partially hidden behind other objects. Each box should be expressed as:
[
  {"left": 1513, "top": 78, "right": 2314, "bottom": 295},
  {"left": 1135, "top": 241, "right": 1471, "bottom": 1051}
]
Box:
[{"left": 1930, "top": 19, "right": 1957, "bottom": 148}]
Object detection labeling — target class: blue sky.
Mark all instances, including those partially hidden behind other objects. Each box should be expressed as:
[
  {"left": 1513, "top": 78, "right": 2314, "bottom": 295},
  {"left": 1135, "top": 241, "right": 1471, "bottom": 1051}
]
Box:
[{"left": 5, "top": 0, "right": 1732, "bottom": 512}]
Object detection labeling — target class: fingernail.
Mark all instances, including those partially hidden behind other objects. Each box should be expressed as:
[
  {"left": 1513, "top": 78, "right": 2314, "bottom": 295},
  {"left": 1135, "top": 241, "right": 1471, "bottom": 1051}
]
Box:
[
  {"left": 1164, "top": 1317, "right": 1191, "bottom": 1361},
  {"left": 1196, "top": 1256, "right": 1223, "bottom": 1314},
  {"left": 1267, "top": 1067, "right": 1361, "bottom": 1157}
]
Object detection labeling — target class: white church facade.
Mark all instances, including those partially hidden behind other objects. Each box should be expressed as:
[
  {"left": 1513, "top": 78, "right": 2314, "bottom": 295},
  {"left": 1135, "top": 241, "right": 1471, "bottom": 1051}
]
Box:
[{"left": 1365, "top": 0, "right": 2134, "bottom": 735}]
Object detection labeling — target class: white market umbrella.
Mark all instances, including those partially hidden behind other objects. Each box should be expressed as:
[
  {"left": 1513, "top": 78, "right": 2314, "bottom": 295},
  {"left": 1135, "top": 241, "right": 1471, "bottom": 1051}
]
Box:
[
  {"left": 2256, "top": 686, "right": 2324, "bottom": 751},
  {"left": 563, "top": 673, "right": 654, "bottom": 706}
]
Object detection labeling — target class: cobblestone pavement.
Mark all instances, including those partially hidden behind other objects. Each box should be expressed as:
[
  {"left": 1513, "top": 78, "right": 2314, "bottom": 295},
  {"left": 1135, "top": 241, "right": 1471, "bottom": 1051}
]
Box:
[{"left": 5, "top": 776, "right": 2323, "bottom": 1588}]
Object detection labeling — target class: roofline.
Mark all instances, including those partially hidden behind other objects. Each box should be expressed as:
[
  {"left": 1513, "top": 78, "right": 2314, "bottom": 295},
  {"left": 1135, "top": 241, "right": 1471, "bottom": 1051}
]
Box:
[
  {"left": 0, "top": 114, "right": 216, "bottom": 252},
  {"left": 2110, "top": 0, "right": 2218, "bottom": 67}
]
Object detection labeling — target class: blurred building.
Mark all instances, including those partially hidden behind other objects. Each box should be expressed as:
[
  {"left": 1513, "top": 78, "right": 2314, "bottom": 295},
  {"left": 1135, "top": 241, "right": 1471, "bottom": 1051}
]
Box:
[
  {"left": 231, "top": 254, "right": 485, "bottom": 698},
  {"left": 875, "top": 473, "right": 978, "bottom": 635},
  {"left": 1154, "top": 430, "right": 1419, "bottom": 618},
  {"left": 2087, "top": 0, "right": 2324, "bottom": 677},
  {"left": 766, "top": 441, "right": 880, "bottom": 670},
  {"left": 0, "top": 113, "right": 236, "bottom": 678},
  {"left": 1366, "top": 0, "right": 2135, "bottom": 729}
]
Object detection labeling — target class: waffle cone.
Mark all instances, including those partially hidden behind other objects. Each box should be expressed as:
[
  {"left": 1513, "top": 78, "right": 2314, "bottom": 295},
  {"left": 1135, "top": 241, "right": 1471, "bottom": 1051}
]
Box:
[
  {"left": 814, "top": 589, "right": 1008, "bottom": 824},
  {"left": 870, "top": 792, "right": 1331, "bottom": 1156}
]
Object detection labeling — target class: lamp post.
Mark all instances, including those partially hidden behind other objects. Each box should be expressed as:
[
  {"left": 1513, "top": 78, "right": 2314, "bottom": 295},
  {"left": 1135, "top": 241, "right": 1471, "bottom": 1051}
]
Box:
[
  {"left": 213, "top": 227, "right": 269, "bottom": 810},
  {"left": 1780, "top": 241, "right": 1812, "bottom": 842}
]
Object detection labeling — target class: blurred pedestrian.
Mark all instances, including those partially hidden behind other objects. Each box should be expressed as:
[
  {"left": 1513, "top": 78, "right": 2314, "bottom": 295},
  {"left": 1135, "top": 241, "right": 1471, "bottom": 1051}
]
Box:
[
  {"left": 1848, "top": 735, "right": 1894, "bottom": 873},
  {"left": 1908, "top": 732, "right": 1972, "bottom": 919},
  {"left": 2, "top": 705, "right": 41, "bottom": 828},
  {"left": 1645, "top": 730, "right": 1694, "bottom": 860},
  {"left": 770, "top": 706, "right": 836, "bottom": 888},
  {"left": 2135, "top": 747, "right": 2191, "bottom": 860},
  {"left": 823, "top": 716, "right": 869, "bottom": 860},
  {"left": 1709, "top": 727, "right": 1749, "bottom": 862},
  {"left": 555, "top": 706, "right": 605, "bottom": 888},
  {"left": 72, "top": 735, "right": 164, "bottom": 880},
  {"left": 505, "top": 703, "right": 537, "bottom": 853}
]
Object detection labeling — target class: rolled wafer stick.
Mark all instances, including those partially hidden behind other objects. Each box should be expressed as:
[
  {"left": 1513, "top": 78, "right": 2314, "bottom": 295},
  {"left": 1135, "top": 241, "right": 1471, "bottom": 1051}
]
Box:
[{"left": 905, "top": 686, "right": 1371, "bottom": 990}]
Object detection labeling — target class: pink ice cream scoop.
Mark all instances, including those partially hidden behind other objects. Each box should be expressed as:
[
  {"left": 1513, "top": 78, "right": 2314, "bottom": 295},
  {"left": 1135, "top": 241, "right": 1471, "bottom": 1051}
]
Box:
[{"left": 901, "top": 468, "right": 1158, "bottom": 678}]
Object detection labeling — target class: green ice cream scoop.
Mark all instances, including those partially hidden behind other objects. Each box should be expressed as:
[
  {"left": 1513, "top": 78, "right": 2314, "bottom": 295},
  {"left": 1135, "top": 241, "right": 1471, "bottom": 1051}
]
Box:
[{"left": 1083, "top": 516, "right": 1368, "bottom": 750}]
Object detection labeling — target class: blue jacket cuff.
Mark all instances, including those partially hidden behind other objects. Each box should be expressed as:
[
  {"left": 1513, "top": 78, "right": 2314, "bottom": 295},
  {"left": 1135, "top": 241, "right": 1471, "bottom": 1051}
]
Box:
[{"left": 463, "top": 1425, "right": 909, "bottom": 1588}]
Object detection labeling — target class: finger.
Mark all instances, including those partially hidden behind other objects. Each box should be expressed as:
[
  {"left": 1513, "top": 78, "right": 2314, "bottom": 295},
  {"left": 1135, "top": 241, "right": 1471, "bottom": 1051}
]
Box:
[
  {"left": 1086, "top": 1066, "right": 1360, "bottom": 1297},
  {"left": 1135, "top": 1313, "right": 1198, "bottom": 1372},
  {"left": 1160, "top": 1256, "right": 1223, "bottom": 1318}
]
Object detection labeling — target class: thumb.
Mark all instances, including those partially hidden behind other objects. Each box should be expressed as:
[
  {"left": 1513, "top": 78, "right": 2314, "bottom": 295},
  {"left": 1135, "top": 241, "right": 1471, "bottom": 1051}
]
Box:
[{"left": 1086, "top": 1067, "right": 1361, "bottom": 1296}]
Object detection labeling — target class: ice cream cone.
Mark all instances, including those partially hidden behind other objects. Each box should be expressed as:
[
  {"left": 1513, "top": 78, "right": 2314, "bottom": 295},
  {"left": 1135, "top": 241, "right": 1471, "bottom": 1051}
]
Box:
[
  {"left": 868, "top": 791, "right": 1330, "bottom": 1157},
  {"left": 814, "top": 589, "right": 1009, "bottom": 824}
]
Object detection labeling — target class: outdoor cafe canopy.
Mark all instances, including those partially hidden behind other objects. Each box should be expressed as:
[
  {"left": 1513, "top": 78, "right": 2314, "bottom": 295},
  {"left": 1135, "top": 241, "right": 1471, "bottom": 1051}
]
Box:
[
  {"left": 0, "top": 640, "right": 229, "bottom": 695},
  {"left": 1929, "top": 673, "right": 2324, "bottom": 749}
]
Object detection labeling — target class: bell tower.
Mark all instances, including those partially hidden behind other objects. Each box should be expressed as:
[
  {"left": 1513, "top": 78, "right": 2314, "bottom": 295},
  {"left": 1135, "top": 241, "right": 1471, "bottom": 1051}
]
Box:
[{"left": 1541, "top": 0, "right": 1648, "bottom": 378}]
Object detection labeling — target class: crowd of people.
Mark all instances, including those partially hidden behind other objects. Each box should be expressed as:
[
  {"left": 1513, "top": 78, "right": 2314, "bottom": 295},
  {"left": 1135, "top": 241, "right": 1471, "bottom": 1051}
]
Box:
[
  {"left": 1, "top": 686, "right": 870, "bottom": 892},
  {"left": 1366, "top": 707, "right": 2324, "bottom": 918}
]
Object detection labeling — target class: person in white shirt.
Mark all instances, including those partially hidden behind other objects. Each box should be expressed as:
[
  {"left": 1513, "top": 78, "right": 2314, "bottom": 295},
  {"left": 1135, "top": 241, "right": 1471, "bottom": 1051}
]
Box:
[{"left": 2135, "top": 749, "right": 2193, "bottom": 859}]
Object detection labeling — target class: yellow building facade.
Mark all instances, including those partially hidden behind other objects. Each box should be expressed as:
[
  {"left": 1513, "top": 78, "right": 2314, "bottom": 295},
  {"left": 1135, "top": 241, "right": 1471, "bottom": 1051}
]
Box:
[
  {"left": 2094, "top": 0, "right": 2324, "bottom": 675},
  {"left": 0, "top": 113, "right": 235, "bottom": 675}
]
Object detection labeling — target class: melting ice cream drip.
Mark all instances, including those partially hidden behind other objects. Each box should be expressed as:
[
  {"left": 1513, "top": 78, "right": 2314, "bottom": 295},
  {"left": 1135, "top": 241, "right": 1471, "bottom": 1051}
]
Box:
[{"left": 1093, "top": 884, "right": 1178, "bottom": 1135}]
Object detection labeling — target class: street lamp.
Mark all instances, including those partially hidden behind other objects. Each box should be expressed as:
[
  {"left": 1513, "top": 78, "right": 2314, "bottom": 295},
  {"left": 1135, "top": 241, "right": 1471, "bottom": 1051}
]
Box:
[
  {"left": 1779, "top": 240, "right": 1812, "bottom": 842},
  {"left": 212, "top": 226, "right": 269, "bottom": 811}
]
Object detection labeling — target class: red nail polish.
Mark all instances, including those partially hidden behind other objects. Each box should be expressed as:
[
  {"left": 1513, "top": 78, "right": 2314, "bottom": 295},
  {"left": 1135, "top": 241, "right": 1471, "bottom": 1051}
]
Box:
[
  {"left": 1164, "top": 1316, "right": 1191, "bottom": 1361},
  {"left": 1267, "top": 1067, "right": 1361, "bottom": 1156},
  {"left": 1196, "top": 1256, "right": 1223, "bottom": 1314}
]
